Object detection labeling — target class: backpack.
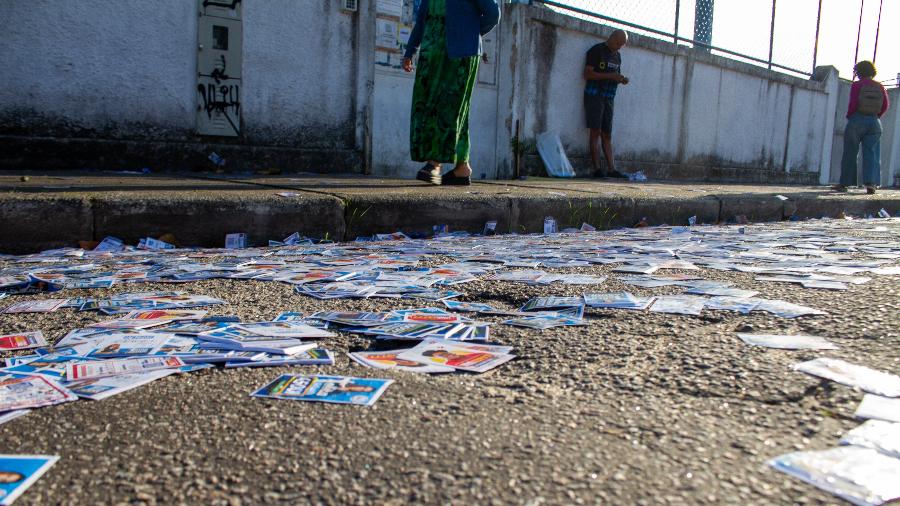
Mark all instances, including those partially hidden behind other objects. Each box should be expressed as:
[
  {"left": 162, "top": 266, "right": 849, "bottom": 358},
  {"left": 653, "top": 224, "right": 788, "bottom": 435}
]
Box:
[{"left": 857, "top": 81, "right": 885, "bottom": 116}]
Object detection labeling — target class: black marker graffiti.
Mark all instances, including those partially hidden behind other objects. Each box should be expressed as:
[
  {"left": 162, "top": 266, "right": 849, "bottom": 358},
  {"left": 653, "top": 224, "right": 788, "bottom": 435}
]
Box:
[
  {"left": 202, "top": 0, "right": 241, "bottom": 8},
  {"left": 198, "top": 83, "right": 240, "bottom": 134},
  {"left": 210, "top": 55, "right": 229, "bottom": 83}
]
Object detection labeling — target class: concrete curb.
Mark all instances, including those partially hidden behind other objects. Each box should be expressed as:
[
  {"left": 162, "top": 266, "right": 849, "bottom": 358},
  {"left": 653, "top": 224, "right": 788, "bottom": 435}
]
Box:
[{"left": 1, "top": 175, "right": 898, "bottom": 254}]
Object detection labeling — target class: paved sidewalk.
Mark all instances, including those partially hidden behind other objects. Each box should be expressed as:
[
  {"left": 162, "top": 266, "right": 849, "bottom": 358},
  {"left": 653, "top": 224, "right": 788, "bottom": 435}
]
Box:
[{"left": 1, "top": 171, "right": 898, "bottom": 253}]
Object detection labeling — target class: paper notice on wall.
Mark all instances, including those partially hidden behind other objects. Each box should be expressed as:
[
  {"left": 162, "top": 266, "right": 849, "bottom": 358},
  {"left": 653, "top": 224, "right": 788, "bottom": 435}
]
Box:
[
  {"left": 399, "top": 25, "right": 412, "bottom": 46},
  {"left": 478, "top": 33, "right": 497, "bottom": 85},
  {"left": 376, "top": 19, "right": 399, "bottom": 51},
  {"left": 377, "top": 0, "right": 403, "bottom": 17}
]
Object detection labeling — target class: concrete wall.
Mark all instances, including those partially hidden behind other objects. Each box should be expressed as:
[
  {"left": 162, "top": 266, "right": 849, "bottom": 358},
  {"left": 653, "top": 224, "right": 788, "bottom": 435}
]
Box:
[
  {"left": 0, "top": 0, "right": 365, "bottom": 172},
  {"left": 0, "top": 0, "right": 894, "bottom": 185},
  {"left": 505, "top": 5, "right": 839, "bottom": 183}
]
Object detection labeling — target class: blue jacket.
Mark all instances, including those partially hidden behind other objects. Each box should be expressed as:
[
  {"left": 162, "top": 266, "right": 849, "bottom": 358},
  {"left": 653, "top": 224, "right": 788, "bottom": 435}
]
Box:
[{"left": 403, "top": 0, "right": 501, "bottom": 60}]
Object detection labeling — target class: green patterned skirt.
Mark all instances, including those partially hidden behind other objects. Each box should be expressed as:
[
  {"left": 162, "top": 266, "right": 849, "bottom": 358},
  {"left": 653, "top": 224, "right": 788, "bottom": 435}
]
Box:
[{"left": 410, "top": 6, "right": 480, "bottom": 164}]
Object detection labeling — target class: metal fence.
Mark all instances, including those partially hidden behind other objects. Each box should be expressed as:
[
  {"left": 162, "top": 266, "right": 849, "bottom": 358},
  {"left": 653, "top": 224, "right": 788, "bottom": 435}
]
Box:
[{"left": 534, "top": 0, "right": 897, "bottom": 85}]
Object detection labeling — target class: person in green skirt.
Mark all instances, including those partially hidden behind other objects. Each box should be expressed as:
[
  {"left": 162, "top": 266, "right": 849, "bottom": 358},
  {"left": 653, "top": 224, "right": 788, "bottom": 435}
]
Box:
[{"left": 402, "top": 0, "right": 500, "bottom": 186}]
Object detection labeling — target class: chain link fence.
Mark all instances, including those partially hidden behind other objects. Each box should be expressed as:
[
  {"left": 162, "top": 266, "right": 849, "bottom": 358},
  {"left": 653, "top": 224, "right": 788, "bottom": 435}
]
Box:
[{"left": 534, "top": 0, "right": 897, "bottom": 85}]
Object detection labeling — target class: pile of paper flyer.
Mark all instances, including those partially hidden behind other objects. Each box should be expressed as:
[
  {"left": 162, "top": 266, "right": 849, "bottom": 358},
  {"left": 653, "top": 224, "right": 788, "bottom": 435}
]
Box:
[{"left": 1, "top": 218, "right": 899, "bottom": 502}]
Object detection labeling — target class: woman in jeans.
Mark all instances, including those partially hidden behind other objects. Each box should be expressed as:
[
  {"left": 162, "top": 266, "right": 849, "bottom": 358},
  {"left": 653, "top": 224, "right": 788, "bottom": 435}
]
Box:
[
  {"left": 402, "top": 0, "right": 500, "bottom": 186},
  {"left": 835, "top": 61, "right": 890, "bottom": 194}
]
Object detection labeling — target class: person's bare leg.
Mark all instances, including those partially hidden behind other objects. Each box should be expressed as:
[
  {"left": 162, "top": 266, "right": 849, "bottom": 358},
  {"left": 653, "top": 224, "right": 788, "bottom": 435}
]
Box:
[
  {"left": 452, "top": 162, "right": 472, "bottom": 177},
  {"left": 589, "top": 129, "right": 602, "bottom": 174},
  {"left": 600, "top": 131, "right": 615, "bottom": 173}
]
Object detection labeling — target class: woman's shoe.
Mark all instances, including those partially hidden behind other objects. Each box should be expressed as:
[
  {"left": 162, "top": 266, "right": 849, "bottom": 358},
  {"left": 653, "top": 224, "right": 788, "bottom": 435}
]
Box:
[
  {"left": 865, "top": 185, "right": 877, "bottom": 195},
  {"left": 441, "top": 170, "right": 471, "bottom": 186},
  {"left": 416, "top": 164, "right": 440, "bottom": 185}
]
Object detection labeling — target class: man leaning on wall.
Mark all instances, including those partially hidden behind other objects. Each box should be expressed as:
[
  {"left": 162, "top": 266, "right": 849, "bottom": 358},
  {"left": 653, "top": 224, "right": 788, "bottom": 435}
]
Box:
[{"left": 583, "top": 29, "right": 629, "bottom": 179}]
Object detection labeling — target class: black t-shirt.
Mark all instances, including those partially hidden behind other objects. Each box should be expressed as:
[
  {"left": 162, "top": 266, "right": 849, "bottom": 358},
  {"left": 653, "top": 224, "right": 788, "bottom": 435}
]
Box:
[{"left": 585, "top": 43, "right": 621, "bottom": 99}]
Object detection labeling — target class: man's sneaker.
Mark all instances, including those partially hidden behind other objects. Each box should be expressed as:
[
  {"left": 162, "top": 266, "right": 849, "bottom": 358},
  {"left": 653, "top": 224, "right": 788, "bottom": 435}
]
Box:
[
  {"left": 592, "top": 170, "right": 606, "bottom": 179},
  {"left": 606, "top": 170, "right": 628, "bottom": 179}
]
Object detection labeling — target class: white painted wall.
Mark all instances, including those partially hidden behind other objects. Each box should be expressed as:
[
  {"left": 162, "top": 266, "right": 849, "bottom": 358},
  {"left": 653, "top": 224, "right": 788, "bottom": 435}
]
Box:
[
  {"left": 0, "top": 1, "right": 893, "bottom": 183},
  {"left": 0, "top": 0, "right": 197, "bottom": 133},
  {"left": 515, "top": 7, "right": 836, "bottom": 177},
  {"left": 0, "top": 0, "right": 359, "bottom": 151},
  {"left": 242, "top": 1, "right": 357, "bottom": 148},
  {"left": 371, "top": 68, "right": 501, "bottom": 179}
]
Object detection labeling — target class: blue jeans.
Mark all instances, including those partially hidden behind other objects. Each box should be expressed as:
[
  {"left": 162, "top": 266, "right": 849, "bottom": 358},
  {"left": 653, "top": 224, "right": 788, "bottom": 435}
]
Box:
[{"left": 840, "top": 113, "right": 882, "bottom": 186}]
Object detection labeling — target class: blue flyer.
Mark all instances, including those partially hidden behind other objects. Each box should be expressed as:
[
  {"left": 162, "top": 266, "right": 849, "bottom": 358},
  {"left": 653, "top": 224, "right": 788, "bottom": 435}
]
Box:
[
  {"left": 0, "top": 455, "right": 58, "bottom": 506},
  {"left": 251, "top": 375, "right": 393, "bottom": 406}
]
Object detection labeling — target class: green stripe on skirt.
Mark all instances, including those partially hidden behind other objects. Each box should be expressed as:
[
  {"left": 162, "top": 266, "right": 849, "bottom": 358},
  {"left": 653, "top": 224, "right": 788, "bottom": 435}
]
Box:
[{"left": 410, "top": 0, "right": 480, "bottom": 164}]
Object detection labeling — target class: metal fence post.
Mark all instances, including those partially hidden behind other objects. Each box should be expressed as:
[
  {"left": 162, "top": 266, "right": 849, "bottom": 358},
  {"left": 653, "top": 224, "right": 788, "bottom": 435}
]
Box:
[
  {"left": 674, "top": 0, "right": 681, "bottom": 44},
  {"left": 873, "top": 0, "right": 883, "bottom": 63},
  {"left": 767, "top": 0, "right": 776, "bottom": 70},
  {"left": 854, "top": 0, "right": 865, "bottom": 72},
  {"left": 812, "top": 0, "right": 822, "bottom": 72}
]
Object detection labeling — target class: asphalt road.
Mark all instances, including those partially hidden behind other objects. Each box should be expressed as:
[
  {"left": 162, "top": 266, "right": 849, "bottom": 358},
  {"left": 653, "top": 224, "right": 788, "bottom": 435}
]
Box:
[{"left": 1, "top": 221, "right": 899, "bottom": 505}]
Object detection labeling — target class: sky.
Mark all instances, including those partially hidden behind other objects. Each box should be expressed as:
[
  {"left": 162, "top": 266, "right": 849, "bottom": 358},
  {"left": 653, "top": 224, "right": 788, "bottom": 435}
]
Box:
[{"left": 551, "top": 0, "right": 899, "bottom": 85}]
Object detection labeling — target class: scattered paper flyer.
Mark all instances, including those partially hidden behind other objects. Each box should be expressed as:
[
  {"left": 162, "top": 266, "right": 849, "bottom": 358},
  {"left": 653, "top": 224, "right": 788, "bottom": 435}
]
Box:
[
  {"left": 232, "top": 322, "right": 334, "bottom": 339},
  {"left": 2, "top": 299, "right": 67, "bottom": 314},
  {"left": 840, "top": 420, "right": 900, "bottom": 459},
  {"left": 0, "top": 332, "right": 48, "bottom": 352},
  {"left": 0, "top": 374, "right": 77, "bottom": 412},
  {"left": 396, "top": 339, "right": 515, "bottom": 373},
  {"left": 855, "top": 395, "right": 900, "bottom": 423},
  {"left": 649, "top": 295, "right": 706, "bottom": 316},
  {"left": 63, "top": 370, "right": 176, "bottom": 401},
  {"left": 793, "top": 358, "right": 900, "bottom": 397},
  {"left": 769, "top": 446, "right": 900, "bottom": 506},
  {"left": 0, "top": 410, "right": 28, "bottom": 427},
  {"left": 0, "top": 455, "right": 59, "bottom": 506},
  {"left": 583, "top": 292, "right": 654, "bottom": 310},
  {"left": 737, "top": 333, "right": 837, "bottom": 350},
  {"left": 520, "top": 297, "right": 584, "bottom": 312},
  {"left": 225, "top": 349, "right": 334, "bottom": 368},
  {"left": 65, "top": 356, "right": 186, "bottom": 381},
  {"left": 752, "top": 299, "right": 827, "bottom": 318},
  {"left": 251, "top": 374, "right": 393, "bottom": 406},
  {"left": 349, "top": 350, "right": 454, "bottom": 374}
]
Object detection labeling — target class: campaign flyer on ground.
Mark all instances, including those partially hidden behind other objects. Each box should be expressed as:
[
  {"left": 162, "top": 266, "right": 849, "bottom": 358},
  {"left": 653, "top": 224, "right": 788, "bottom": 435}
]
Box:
[
  {"left": 396, "top": 339, "right": 515, "bottom": 373},
  {"left": 0, "top": 374, "right": 77, "bottom": 412},
  {"left": 0, "top": 332, "right": 47, "bottom": 352},
  {"left": 251, "top": 374, "right": 393, "bottom": 406},
  {"left": 349, "top": 350, "right": 454, "bottom": 374},
  {"left": 0, "top": 455, "right": 59, "bottom": 506}
]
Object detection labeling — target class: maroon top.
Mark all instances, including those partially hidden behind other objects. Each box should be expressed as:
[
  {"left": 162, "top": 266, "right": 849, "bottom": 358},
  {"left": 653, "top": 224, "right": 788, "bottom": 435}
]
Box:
[{"left": 847, "top": 78, "right": 890, "bottom": 118}]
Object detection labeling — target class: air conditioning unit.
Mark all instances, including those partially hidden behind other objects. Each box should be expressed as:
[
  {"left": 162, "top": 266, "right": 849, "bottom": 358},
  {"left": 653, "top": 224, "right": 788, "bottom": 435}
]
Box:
[{"left": 341, "top": 0, "right": 358, "bottom": 12}]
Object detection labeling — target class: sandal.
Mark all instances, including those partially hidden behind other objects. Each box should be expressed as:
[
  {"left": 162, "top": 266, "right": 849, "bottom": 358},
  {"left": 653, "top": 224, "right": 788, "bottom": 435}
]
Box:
[
  {"left": 440, "top": 170, "right": 471, "bottom": 186},
  {"left": 416, "top": 164, "right": 440, "bottom": 185}
]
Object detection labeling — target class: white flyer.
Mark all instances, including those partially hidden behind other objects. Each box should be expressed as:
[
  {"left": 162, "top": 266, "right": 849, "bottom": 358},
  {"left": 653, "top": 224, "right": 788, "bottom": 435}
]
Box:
[
  {"left": 65, "top": 356, "right": 186, "bottom": 381},
  {"left": 649, "top": 295, "right": 706, "bottom": 316},
  {"left": 0, "top": 374, "right": 77, "bottom": 412},
  {"left": 855, "top": 395, "right": 900, "bottom": 423},
  {"left": 840, "top": 420, "right": 900, "bottom": 459},
  {"left": 63, "top": 370, "right": 176, "bottom": 401},
  {"left": 737, "top": 333, "right": 837, "bottom": 350},
  {"left": 794, "top": 358, "right": 900, "bottom": 397},
  {"left": 0, "top": 331, "right": 48, "bottom": 352},
  {"left": 769, "top": 446, "right": 900, "bottom": 506},
  {"left": 396, "top": 338, "right": 515, "bottom": 373}
]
